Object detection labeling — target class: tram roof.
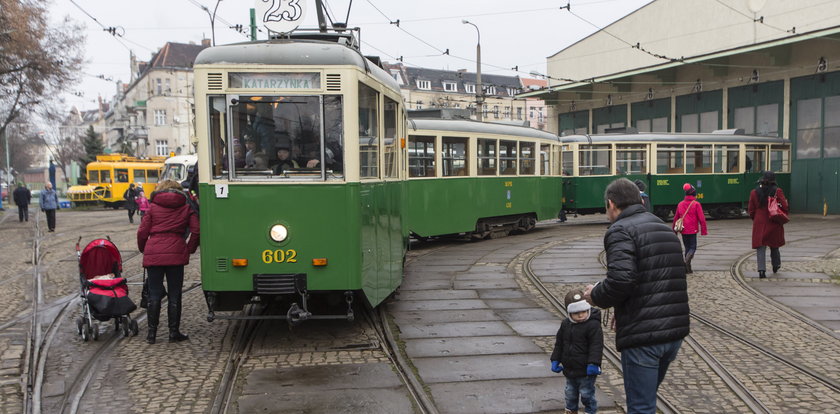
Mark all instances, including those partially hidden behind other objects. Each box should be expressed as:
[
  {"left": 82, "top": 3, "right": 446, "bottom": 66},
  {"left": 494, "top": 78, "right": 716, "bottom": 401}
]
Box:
[
  {"left": 194, "top": 40, "right": 399, "bottom": 91},
  {"left": 560, "top": 133, "right": 790, "bottom": 145},
  {"left": 409, "top": 119, "right": 561, "bottom": 142}
]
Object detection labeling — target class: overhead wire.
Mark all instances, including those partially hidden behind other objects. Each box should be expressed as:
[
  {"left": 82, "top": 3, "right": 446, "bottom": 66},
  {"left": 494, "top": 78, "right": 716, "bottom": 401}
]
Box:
[{"left": 66, "top": 0, "right": 154, "bottom": 53}]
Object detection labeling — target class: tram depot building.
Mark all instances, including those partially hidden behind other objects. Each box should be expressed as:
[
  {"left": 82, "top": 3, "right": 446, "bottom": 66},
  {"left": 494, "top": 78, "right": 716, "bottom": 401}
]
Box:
[{"left": 522, "top": 0, "right": 840, "bottom": 215}]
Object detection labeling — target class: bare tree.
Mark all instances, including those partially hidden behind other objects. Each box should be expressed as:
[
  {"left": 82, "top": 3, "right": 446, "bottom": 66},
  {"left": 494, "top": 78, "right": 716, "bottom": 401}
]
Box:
[
  {"left": 0, "top": 0, "right": 85, "bottom": 143},
  {"left": 37, "top": 105, "right": 85, "bottom": 187}
]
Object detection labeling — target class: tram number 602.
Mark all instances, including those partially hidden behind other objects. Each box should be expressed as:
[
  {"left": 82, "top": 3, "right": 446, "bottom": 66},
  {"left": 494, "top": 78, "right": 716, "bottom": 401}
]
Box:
[{"left": 261, "top": 249, "right": 298, "bottom": 264}]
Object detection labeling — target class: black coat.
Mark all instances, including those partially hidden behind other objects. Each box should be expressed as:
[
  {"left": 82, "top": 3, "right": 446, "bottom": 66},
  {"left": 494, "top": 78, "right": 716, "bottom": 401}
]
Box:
[
  {"left": 550, "top": 308, "right": 604, "bottom": 378},
  {"left": 13, "top": 187, "right": 31, "bottom": 206},
  {"left": 124, "top": 188, "right": 138, "bottom": 210},
  {"left": 591, "top": 204, "right": 690, "bottom": 351}
]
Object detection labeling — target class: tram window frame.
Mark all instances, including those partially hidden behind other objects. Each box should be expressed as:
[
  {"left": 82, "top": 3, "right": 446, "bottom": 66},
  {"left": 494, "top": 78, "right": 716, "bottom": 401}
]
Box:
[
  {"left": 770, "top": 144, "right": 791, "bottom": 172},
  {"left": 615, "top": 144, "right": 647, "bottom": 175},
  {"left": 134, "top": 169, "right": 146, "bottom": 184},
  {"left": 477, "top": 139, "right": 497, "bottom": 176},
  {"left": 714, "top": 145, "right": 740, "bottom": 173},
  {"left": 561, "top": 145, "right": 573, "bottom": 176},
  {"left": 383, "top": 97, "right": 399, "bottom": 179},
  {"left": 686, "top": 145, "right": 712, "bottom": 174},
  {"left": 115, "top": 169, "right": 129, "bottom": 183},
  {"left": 499, "top": 140, "right": 517, "bottom": 175},
  {"left": 208, "top": 95, "right": 228, "bottom": 179},
  {"left": 408, "top": 135, "right": 436, "bottom": 178},
  {"left": 359, "top": 83, "right": 380, "bottom": 179},
  {"left": 442, "top": 136, "right": 468, "bottom": 177},
  {"left": 657, "top": 145, "right": 685, "bottom": 174},
  {"left": 578, "top": 144, "right": 611, "bottom": 176},
  {"left": 147, "top": 169, "right": 159, "bottom": 184},
  {"left": 745, "top": 145, "right": 766, "bottom": 173},
  {"left": 519, "top": 141, "right": 536, "bottom": 175},
  {"left": 88, "top": 170, "right": 100, "bottom": 184},
  {"left": 540, "top": 144, "right": 550, "bottom": 176}
]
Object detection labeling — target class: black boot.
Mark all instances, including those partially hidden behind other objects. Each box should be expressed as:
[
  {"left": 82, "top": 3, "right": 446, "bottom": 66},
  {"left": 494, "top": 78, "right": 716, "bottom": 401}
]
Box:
[
  {"left": 772, "top": 264, "right": 780, "bottom": 273},
  {"left": 758, "top": 270, "right": 766, "bottom": 279},
  {"left": 168, "top": 299, "right": 189, "bottom": 342},
  {"left": 684, "top": 252, "right": 694, "bottom": 274},
  {"left": 146, "top": 300, "right": 161, "bottom": 344}
]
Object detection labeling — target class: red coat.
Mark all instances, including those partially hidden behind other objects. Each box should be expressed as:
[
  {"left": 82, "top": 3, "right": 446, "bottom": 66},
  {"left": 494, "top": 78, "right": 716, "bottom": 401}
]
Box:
[
  {"left": 137, "top": 191, "right": 199, "bottom": 267},
  {"left": 748, "top": 187, "right": 787, "bottom": 249},
  {"left": 672, "top": 195, "right": 708, "bottom": 235}
]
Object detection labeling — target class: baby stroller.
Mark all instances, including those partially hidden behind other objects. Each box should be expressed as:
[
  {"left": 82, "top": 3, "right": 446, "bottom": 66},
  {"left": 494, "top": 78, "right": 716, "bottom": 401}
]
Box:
[{"left": 75, "top": 237, "right": 139, "bottom": 341}]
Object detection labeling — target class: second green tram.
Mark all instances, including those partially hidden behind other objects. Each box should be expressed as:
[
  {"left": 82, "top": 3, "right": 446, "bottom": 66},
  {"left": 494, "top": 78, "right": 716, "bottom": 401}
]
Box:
[{"left": 560, "top": 131, "right": 791, "bottom": 218}]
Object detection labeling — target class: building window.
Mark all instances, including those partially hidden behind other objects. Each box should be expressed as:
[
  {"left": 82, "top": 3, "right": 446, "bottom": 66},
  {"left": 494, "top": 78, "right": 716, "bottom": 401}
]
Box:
[
  {"left": 165, "top": 78, "right": 171, "bottom": 93},
  {"left": 390, "top": 69, "right": 404, "bottom": 85},
  {"left": 493, "top": 105, "right": 499, "bottom": 119},
  {"left": 465, "top": 84, "right": 476, "bottom": 94},
  {"left": 486, "top": 86, "right": 496, "bottom": 96},
  {"left": 516, "top": 107, "right": 523, "bottom": 120},
  {"left": 443, "top": 81, "right": 457, "bottom": 92},
  {"left": 156, "top": 78, "right": 162, "bottom": 95},
  {"left": 503, "top": 106, "right": 510, "bottom": 118},
  {"left": 416, "top": 80, "right": 431, "bottom": 90},
  {"left": 154, "top": 110, "right": 166, "bottom": 126},
  {"left": 155, "top": 140, "right": 168, "bottom": 156},
  {"left": 507, "top": 87, "right": 518, "bottom": 96},
  {"left": 538, "top": 108, "right": 544, "bottom": 123}
]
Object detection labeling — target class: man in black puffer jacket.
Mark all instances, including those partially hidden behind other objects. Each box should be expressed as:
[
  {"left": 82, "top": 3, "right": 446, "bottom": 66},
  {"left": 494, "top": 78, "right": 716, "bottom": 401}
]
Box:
[{"left": 584, "top": 178, "right": 690, "bottom": 414}]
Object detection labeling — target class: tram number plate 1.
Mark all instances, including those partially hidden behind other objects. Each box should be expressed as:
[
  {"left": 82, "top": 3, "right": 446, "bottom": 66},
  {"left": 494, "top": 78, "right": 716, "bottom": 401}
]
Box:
[{"left": 215, "top": 184, "right": 229, "bottom": 198}]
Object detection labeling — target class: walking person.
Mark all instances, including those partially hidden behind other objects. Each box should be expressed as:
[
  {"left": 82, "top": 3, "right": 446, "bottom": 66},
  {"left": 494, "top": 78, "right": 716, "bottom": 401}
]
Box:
[
  {"left": 550, "top": 289, "right": 604, "bottom": 414},
  {"left": 13, "top": 183, "right": 32, "bottom": 222},
  {"left": 137, "top": 180, "right": 199, "bottom": 344},
  {"left": 634, "top": 179, "right": 653, "bottom": 213},
  {"left": 671, "top": 183, "right": 708, "bottom": 274},
  {"left": 748, "top": 171, "right": 788, "bottom": 279},
  {"left": 124, "top": 183, "right": 138, "bottom": 224},
  {"left": 39, "top": 182, "right": 59, "bottom": 232},
  {"left": 584, "top": 178, "right": 689, "bottom": 414}
]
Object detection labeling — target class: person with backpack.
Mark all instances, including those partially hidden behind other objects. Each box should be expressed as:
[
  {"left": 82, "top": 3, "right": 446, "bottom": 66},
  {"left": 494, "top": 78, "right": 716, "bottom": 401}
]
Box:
[
  {"left": 672, "top": 183, "right": 707, "bottom": 274},
  {"left": 748, "top": 171, "right": 788, "bottom": 279}
]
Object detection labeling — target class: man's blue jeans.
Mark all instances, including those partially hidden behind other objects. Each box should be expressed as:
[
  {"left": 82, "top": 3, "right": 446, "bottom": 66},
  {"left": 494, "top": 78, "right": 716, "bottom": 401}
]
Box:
[
  {"left": 564, "top": 375, "right": 597, "bottom": 414},
  {"left": 620, "top": 339, "right": 683, "bottom": 414}
]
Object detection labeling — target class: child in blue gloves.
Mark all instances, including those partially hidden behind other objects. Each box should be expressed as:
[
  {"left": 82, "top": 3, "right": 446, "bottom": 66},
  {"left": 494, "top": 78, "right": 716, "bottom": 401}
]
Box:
[{"left": 550, "top": 289, "right": 604, "bottom": 414}]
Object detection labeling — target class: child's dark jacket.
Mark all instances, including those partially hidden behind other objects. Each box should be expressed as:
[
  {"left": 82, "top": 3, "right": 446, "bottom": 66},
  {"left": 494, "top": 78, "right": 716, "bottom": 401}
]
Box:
[{"left": 550, "top": 308, "right": 604, "bottom": 378}]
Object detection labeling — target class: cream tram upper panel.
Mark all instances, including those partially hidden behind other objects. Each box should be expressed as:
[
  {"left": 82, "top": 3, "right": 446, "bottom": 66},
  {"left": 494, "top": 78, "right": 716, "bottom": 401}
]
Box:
[
  {"left": 561, "top": 133, "right": 790, "bottom": 145},
  {"left": 409, "top": 119, "right": 561, "bottom": 142},
  {"left": 194, "top": 40, "right": 400, "bottom": 93}
]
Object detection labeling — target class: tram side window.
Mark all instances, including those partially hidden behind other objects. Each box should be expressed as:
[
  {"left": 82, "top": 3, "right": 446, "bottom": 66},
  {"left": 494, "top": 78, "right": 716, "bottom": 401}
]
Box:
[
  {"left": 134, "top": 169, "right": 146, "bottom": 184},
  {"left": 408, "top": 136, "right": 435, "bottom": 177},
  {"left": 383, "top": 97, "right": 399, "bottom": 178},
  {"left": 499, "top": 140, "right": 517, "bottom": 175},
  {"left": 686, "top": 145, "right": 712, "bottom": 173},
  {"left": 442, "top": 136, "right": 467, "bottom": 177},
  {"left": 209, "top": 96, "right": 228, "bottom": 179},
  {"left": 770, "top": 144, "right": 790, "bottom": 172},
  {"left": 540, "top": 144, "right": 550, "bottom": 175},
  {"left": 714, "top": 145, "right": 740, "bottom": 173},
  {"left": 88, "top": 170, "right": 100, "bottom": 184},
  {"left": 616, "top": 144, "right": 647, "bottom": 174},
  {"left": 115, "top": 169, "right": 129, "bottom": 183},
  {"left": 324, "top": 95, "right": 344, "bottom": 178},
  {"left": 359, "top": 83, "right": 379, "bottom": 178},
  {"left": 147, "top": 169, "right": 159, "bottom": 184},
  {"left": 100, "top": 170, "right": 111, "bottom": 183},
  {"left": 657, "top": 145, "right": 684, "bottom": 174},
  {"left": 561, "top": 146, "right": 573, "bottom": 176},
  {"left": 745, "top": 145, "right": 766, "bottom": 173},
  {"left": 520, "top": 142, "right": 535, "bottom": 175},
  {"left": 578, "top": 145, "right": 611, "bottom": 176},
  {"left": 477, "top": 139, "right": 497, "bottom": 175}
]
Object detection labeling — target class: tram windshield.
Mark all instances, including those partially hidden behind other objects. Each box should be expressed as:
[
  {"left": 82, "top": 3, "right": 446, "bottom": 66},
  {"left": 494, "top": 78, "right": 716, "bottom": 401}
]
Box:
[{"left": 210, "top": 95, "right": 344, "bottom": 181}]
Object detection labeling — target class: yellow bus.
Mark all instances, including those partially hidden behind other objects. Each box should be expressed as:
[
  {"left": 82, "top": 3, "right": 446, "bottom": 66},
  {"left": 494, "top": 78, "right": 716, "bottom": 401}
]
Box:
[{"left": 67, "top": 154, "right": 165, "bottom": 208}]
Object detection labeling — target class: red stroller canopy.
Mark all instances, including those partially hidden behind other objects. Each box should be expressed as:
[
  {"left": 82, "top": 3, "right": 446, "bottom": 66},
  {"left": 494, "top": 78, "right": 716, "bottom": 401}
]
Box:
[{"left": 80, "top": 239, "right": 123, "bottom": 279}]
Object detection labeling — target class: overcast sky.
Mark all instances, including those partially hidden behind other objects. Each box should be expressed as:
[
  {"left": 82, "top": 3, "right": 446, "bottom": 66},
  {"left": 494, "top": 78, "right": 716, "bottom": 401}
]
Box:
[{"left": 52, "top": 0, "right": 653, "bottom": 111}]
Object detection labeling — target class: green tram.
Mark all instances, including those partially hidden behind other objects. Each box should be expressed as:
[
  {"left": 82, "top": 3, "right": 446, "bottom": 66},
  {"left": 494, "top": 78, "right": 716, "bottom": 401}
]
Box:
[
  {"left": 407, "top": 118, "right": 563, "bottom": 239},
  {"left": 560, "top": 131, "right": 791, "bottom": 219},
  {"left": 193, "top": 35, "right": 408, "bottom": 323}
]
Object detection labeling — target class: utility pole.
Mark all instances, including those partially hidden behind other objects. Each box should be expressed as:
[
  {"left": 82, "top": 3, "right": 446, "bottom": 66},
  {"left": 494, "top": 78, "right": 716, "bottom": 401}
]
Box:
[
  {"left": 250, "top": 8, "right": 257, "bottom": 40},
  {"left": 463, "top": 20, "right": 483, "bottom": 122},
  {"left": 1, "top": 128, "right": 7, "bottom": 209}
]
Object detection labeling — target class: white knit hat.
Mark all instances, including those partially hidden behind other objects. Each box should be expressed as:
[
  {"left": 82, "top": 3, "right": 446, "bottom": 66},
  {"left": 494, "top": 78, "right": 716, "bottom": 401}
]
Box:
[{"left": 564, "top": 290, "right": 592, "bottom": 314}]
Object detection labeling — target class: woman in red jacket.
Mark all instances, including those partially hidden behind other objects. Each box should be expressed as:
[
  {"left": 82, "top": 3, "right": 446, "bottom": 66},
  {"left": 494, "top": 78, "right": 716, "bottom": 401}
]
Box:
[
  {"left": 672, "top": 183, "right": 708, "bottom": 273},
  {"left": 748, "top": 171, "right": 788, "bottom": 279},
  {"left": 137, "top": 180, "right": 200, "bottom": 344}
]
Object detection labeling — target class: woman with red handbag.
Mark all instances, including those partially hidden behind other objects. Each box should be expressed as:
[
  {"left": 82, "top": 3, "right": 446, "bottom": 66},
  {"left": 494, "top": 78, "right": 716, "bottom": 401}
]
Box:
[{"left": 748, "top": 171, "right": 789, "bottom": 278}]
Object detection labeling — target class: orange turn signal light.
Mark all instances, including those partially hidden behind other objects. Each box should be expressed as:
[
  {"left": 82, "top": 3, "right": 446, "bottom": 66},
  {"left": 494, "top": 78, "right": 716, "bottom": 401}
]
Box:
[
  {"left": 312, "top": 258, "right": 328, "bottom": 267},
  {"left": 232, "top": 258, "right": 248, "bottom": 267},
  {"left": 400, "top": 138, "right": 406, "bottom": 149}
]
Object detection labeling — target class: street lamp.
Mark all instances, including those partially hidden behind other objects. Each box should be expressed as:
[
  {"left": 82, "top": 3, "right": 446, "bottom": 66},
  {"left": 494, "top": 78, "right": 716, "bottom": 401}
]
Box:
[
  {"left": 202, "top": 0, "right": 223, "bottom": 46},
  {"left": 462, "top": 20, "right": 483, "bottom": 122}
]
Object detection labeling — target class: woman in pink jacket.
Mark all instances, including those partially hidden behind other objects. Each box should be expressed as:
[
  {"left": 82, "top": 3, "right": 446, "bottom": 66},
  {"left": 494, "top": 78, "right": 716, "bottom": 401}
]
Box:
[{"left": 672, "top": 183, "right": 708, "bottom": 273}]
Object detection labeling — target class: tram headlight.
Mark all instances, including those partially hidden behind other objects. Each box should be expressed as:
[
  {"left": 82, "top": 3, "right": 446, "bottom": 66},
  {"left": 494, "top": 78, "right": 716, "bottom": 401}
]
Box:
[{"left": 269, "top": 224, "right": 288, "bottom": 242}]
